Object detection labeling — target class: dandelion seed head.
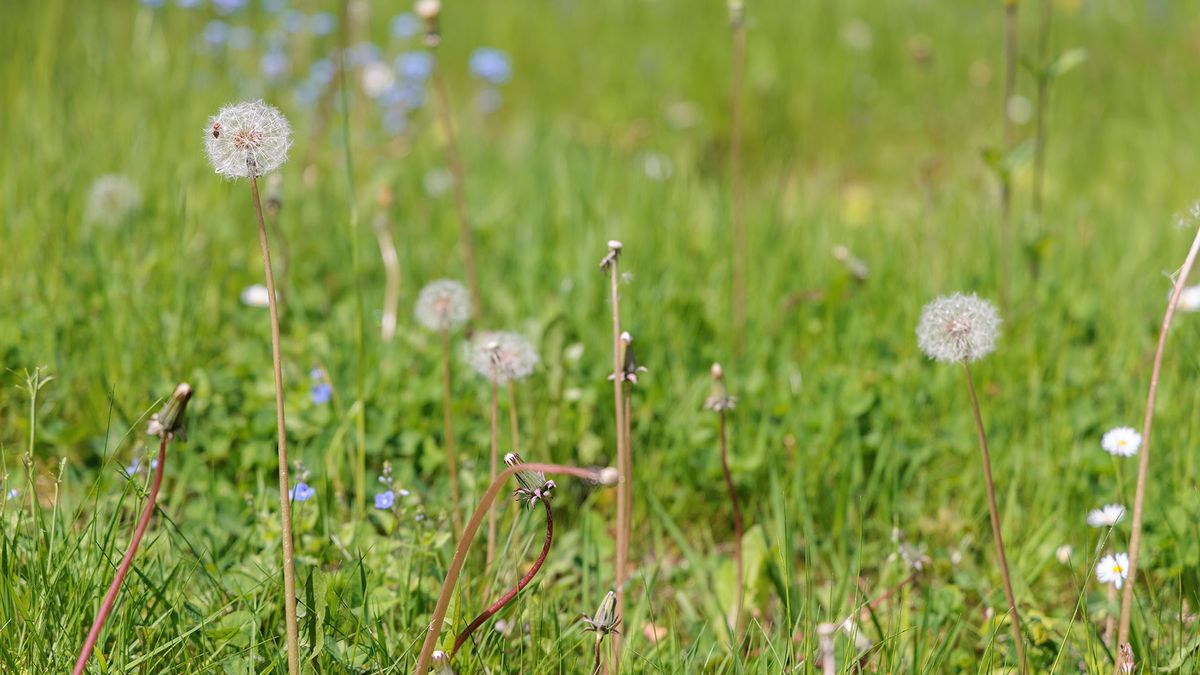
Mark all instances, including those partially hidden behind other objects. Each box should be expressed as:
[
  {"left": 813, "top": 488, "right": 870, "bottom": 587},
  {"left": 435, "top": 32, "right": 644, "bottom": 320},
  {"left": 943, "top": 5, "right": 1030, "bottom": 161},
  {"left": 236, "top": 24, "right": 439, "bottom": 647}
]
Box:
[
  {"left": 916, "top": 293, "right": 1001, "bottom": 363},
  {"left": 1096, "top": 552, "right": 1130, "bottom": 589},
  {"left": 466, "top": 331, "right": 539, "bottom": 384},
  {"left": 414, "top": 279, "right": 471, "bottom": 332},
  {"left": 1087, "top": 503, "right": 1126, "bottom": 528},
  {"left": 1101, "top": 426, "right": 1141, "bottom": 457},
  {"left": 86, "top": 174, "right": 142, "bottom": 227},
  {"left": 204, "top": 100, "right": 292, "bottom": 179}
]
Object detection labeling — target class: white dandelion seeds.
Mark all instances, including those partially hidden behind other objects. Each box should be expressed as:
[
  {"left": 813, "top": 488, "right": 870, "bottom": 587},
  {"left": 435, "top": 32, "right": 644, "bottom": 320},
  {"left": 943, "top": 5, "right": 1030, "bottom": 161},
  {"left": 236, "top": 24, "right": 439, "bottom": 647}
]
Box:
[
  {"left": 1096, "top": 552, "right": 1130, "bottom": 589},
  {"left": 204, "top": 100, "right": 292, "bottom": 178},
  {"left": 1087, "top": 504, "right": 1126, "bottom": 528},
  {"left": 1101, "top": 426, "right": 1141, "bottom": 457},
  {"left": 85, "top": 174, "right": 142, "bottom": 226},
  {"left": 414, "top": 279, "right": 471, "bottom": 332},
  {"left": 465, "top": 331, "right": 539, "bottom": 384},
  {"left": 916, "top": 293, "right": 1001, "bottom": 363}
]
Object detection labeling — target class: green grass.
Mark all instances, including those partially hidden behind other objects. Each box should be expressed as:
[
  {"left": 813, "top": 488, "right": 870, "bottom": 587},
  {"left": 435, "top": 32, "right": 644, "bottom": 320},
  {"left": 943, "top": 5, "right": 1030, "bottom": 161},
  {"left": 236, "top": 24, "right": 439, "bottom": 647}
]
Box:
[{"left": 4, "top": 0, "right": 1200, "bottom": 672}]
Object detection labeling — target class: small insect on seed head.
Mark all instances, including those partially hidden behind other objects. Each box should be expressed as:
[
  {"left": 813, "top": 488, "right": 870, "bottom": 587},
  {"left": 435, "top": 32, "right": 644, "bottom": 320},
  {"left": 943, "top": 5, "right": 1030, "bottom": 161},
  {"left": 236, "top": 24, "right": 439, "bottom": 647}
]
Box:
[
  {"left": 211, "top": 122, "right": 221, "bottom": 138},
  {"left": 504, "top": 452, "right": 555, "bottom": 508},
  {"left": 204, "top": 99, "right": 292, "bottom": 179}
]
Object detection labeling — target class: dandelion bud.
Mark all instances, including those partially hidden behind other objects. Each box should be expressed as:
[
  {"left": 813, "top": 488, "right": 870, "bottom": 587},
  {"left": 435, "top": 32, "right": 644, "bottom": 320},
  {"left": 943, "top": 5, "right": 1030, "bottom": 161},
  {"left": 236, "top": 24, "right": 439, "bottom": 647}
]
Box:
[
  {"left": 915, "top": 293, "right": 1001, "bottom": 364},
  {"left": 599, "top": 240, "right": 623, "bottom": 270},
  {"left": 204, "top": 99, "right": 292, "bottom": 179},
  {"left": 504, "top": 452, "right": 555, "bottom": 507},
  {"left": 705, "top": 362, "right": 736, "bottom": 412},
  {"left": 414, "top": 279, "right": 471, "bottom": 332},
  {"left": 147, "top": 383, "right": 193, "bottom": 440},
  {"left": 431, "top": 650, "right": 455, "bottom": 674},
  {"left": 582, "top": 590, "right": 620, "bottom": 636}
]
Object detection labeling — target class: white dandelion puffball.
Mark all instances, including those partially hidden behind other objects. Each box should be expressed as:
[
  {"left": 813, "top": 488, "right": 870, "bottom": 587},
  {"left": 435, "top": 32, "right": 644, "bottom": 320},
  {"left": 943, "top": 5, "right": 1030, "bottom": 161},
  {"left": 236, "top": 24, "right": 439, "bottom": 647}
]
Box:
[
  {"left": 1101, "top": 426, "right": 1141, "bottom": 457},
  {"left": 85, "top": 174, "right": 142, "bottom": 226},
  {"left": 466, "top": 331, "right": 539, "bottom": 384},
  {"left": 1096, "top": 552, "right": 1129, "bottom": 589},
  {"left": 205, "top": 100, "right": 292, "bottom": 178},
  {"left": 414, "top": 279, "right": 471, "bottom": 332},
  {"left": 916, "top": 293, "right": 1001, "bottom": 363},
  {"left": 1087, "top": 504, "right": 1126, "bottom": 528}
]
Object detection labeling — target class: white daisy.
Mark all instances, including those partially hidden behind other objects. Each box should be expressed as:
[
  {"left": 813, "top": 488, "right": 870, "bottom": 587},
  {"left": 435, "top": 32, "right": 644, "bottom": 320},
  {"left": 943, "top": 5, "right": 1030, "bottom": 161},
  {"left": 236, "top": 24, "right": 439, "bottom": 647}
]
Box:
[
  {"left": 1087, "top": 504, "right": 1126, "bottom": 528},
  {"left": 1096, "top": 552, "right": 1130, "bottom": 589},
  {"left": 1102, "top": 426, "right": 1141, "bottom": 457}
]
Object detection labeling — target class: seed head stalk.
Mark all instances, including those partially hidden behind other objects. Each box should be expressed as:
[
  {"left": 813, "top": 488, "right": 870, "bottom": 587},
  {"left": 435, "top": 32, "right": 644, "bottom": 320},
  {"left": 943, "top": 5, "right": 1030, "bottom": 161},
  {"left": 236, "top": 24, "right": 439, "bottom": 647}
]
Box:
[
  {"left": 451, "top": 498, "right": 553, "bottom": 658},
  {"left": 411, "top": 462, "right": 613, "bottom": 674},
  {"left": 604, "top": 243, "right": 630, "bottom": 669},
  {"left": 373, "top": 189, "right": 402, "bottom": 342},
  {"left": 507, "top": 380, "right": 521, "bottom": 455},
  {"left": 487, "top": 371, "right": 500, "bottom": 567},
  {"left": 72, "top": 433, "right": 170, "bottom": 675},
  {"left": 250, "top": 176, "right": 301, "bottom": 675},
  {"left": 1115, "top": 222, "right": 1200, "bottom": 660},
  {"left": 441, "top": 328, "right": 463, "bottom": 536},
  {"left": 963, "top": 362, "right": 1026, "bottom": 673}
]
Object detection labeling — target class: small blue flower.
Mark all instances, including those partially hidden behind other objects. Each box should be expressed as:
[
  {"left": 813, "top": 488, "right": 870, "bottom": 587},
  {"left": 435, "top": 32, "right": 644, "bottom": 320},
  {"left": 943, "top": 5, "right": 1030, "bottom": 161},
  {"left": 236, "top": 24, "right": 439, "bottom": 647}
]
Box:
[
  {"left": 203, "top": 20, "right": 229, "bottom": 47},
  {"left": 150, "top": 458, "right": 159, "bottom": 470},
  {"left": 382, "top": 108, "right": 408, "bottom": 136},
  {"left": 384, "top": 81, "right": 425, "bottom": 110},
  {"left": 346, "top": 41, "right": 381, "bottom": 67},
  {"left": 282, "top": 9, "right": 305, "bottom": 33},
  {"left": 125, "top": 458, "right": 141, "bottom": 475},
  {"left": 395, "top": 51, "right": 432, "bottom": 82},
  {"left": 391, "top": 13, "right": 420, "bottom": 39},
  {"left": 311, "top": 383, "right": 333, "bottom": 405},
  {"left": 290, "top": 482, "right": 315, "bottom": 502},
  {"left": 260, "top": 48, "right": 288, "bottom": 80},
  {"left": 7, "top": 489, "right": 19, "bottom": 500},
  {"left": 229, "top": 26, "right": 254, "bottom": 50},
  {"left": 469, "top": 47, "right": 511, "bottom": 85},
  {"left": 398, "top": 488, "right": 411, "bottom": 497},
  {"left": 309, "top": 365, "right": 326, "bottom": 381},
  {"left": 309, "top": 12, "right": 336, "bottom": 36},
  {"left": 374, "top": 490, "right": 395, "bottom": 510},
  {"left": 211, "top": 0, "right": 246, "bottom": 15}
]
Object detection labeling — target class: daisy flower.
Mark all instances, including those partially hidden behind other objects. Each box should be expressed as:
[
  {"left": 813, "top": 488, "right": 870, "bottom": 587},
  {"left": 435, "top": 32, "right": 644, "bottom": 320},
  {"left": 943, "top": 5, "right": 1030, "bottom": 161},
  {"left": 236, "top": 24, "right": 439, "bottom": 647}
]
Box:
[
  {"left": 1102, "top": 426, "right": 1141, "bottom": 457},
  {"left": 1087, "top": 504, "right": 1126, "bottom": 527},
  {"left": 1096, "top": 552, "right": 1130, "bottom": 589}
]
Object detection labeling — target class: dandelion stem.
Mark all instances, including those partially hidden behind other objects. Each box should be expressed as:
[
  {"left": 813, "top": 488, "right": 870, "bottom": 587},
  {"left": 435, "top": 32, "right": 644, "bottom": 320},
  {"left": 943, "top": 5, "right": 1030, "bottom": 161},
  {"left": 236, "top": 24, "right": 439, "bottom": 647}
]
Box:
[
  {"left": 1115, "top": 222, "right": 1200, "bottom": 658},
  {"left": 962, "top": 361, "right": 1026, "bottom": 673},
  {"left": 450, "top": 499, "right": 553, "bottom": 659},
  {"left": 593, "top": 637, "right": 604, "bottom": 675},
  {"left": 73, "top": 434, "right": 168, "bottom": 675},
  {"left": 412, "top": 462, "right": 611, "bottom": 674},
  {"left": 487, "top": 373, "right": 500, "bottom": 567},
  {"left": 251, "top": 175, "right": 301, "bottom": 675},
  {"left": 442, "top": 328, "right": 462, "bottom": 536},
  {"left": 431, "top": 67, "right": 481, "bottom": 315},
  {"left": 622, "top": 386, "right": 633, "bottom": 577},
  {"left": 607, "top": 251, "right": 629, "bottom": 669},
  {"left": 507, "top": 380, "right": 520, "bottom": 456},
  {"left": 730, "top": 7, "right": 747, "bottom": 355},
  {"left": 718, "top": 408, "right": 744, "bottom": 643}
]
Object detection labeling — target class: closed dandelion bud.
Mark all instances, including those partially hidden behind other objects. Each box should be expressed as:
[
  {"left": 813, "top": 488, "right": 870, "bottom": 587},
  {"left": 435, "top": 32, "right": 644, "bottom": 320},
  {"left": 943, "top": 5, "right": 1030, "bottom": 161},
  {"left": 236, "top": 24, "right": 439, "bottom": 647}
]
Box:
[
  {"left": 915, "top": 293, "right": 1001, "bottom": 364},
  {"left": 600, "top": 239, "right": 623, "bottom": 270},
  {"left": 704, "top": 362, "right": 736, "bottom": 412},
  {"left": 618, "top": 331, "right": 648, "bottom": 384},
  {"left": 204, "top": 100, "right": 292, "bottom": 179},
  {"left": 415, "top": 279, "right": 471, "bottom": 332},
  {"left": 147, "top": 383, "right": 193, "bottom": 440},
  {"left": 431, "top": 650, "right": 455, "bottom": 675},
  {"left": 504, "top": 452, "right": 555, "bottom": 507},
  {"left": 582, "top": 590, "right": 620, "bottom": 636}
]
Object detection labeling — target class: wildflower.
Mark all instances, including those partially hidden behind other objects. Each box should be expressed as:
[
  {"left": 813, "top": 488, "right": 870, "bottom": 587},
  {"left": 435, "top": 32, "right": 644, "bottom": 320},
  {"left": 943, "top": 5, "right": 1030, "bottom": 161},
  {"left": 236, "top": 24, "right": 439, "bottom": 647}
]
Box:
[
  {"left": 309, "top": 11, "right": 336, "bottom": 36},
  {"left": 468, "top": 48, "right": 511, "bottom": 85},
  {"left": 5, "top": 489, "right": 17, "bottom": 500},
  {"left": 704, "top": 362, "right": 736, "bottom": 412},
  {"left": 415, "top": 279, "right": 471, "bottom": 332},
  {"left": 309, "top": 59, "right": 336, "bottom": 86},
  {"left": 240, "top": 284, "right": 272, "bottom": 307},
  {"left": 375, "top": 490, "right": 396, "bottom": 510},
  {"left": 147, "top": 383, "right": 194, "bottom": 440},
  {"left": 204, "top": 100, "right": 292, "bottom": 179},
  {"left": 346, "top": 41, "right": 381, "bottom": 66},
  {"left": 1087, "top": 504, "right": 1126, "bottom": 527},
  {"left": 1055, "top": 544, "right": 1073, "bottom": 564},
  {"left": 390, "top": 13, "right": 420, "bottom": 39},
  {"left": 203, "top": 20, "right": 230, "bottom": 47},
  {"left": 1096, "top": 552, "right": 1130, "bottom": 589},
  {"left": 581, "top": 590, "right": 620, "bottom": 636},
  {"left": 310, "top": 366, "right": 325, "bottom": 381},
  {"left": 289, "top": 481, "right": 315, "bottom": 502},
  {"left": 85, "top": 174, "right": 142, "bottom": 227},
  {"left": 466, "top": 332, "right": 539, "bottom": 384},
  {"left": 311, "top": 383, "right": 332, "bottom": 405},
  {"left": 260, "top": 48, "right": 288, "bottom": 80},
  {"left": 431, "top": 650, "right": 454, "bottom": 675},
  {"left": 1102, "top": 426, "right": 1141, "bottom": 457},
  {"left": 396, "top": 51, "right": 433, "bottom": 82},
  {"left": 915, "top": 293, "right": 1001, "bottom": 363},
  {"left": 361, "top": 62, "right": 396, "bottom": 99},
  {"left": 125, "top": 458, "right": 142, "bottom": 476},
  {"left": 382, "top": 108, "right": 408, "bottom": 135},
  {"left": 1178, "top": 285, "right": 1200, "bottom": 312},
  {"left": 505, "top": 453, "right": 555, "bottom": 507}
]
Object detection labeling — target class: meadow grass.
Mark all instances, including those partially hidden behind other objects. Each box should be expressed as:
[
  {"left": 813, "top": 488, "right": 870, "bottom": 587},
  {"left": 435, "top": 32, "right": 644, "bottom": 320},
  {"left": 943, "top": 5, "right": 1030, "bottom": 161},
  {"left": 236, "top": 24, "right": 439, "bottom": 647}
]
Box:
[{"left": 4, "top": 0, "right": 1200, "bottom": 672}]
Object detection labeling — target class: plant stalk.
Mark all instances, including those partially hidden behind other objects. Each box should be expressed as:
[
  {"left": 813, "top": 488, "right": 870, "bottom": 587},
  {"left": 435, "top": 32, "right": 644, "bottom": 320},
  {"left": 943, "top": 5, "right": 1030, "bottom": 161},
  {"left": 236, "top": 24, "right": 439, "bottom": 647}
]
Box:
[
  {"left": 718, "top": 409, "right": 744, "bottom": 642},
  {"left": 607, "top": 253, "right": 629, "bottom": 670},
  {"left": 487, "top": 373, "right": 499, "bottom": 567},
  {"left": 442, "top": 329, "right": 462, "bottom": 536}
]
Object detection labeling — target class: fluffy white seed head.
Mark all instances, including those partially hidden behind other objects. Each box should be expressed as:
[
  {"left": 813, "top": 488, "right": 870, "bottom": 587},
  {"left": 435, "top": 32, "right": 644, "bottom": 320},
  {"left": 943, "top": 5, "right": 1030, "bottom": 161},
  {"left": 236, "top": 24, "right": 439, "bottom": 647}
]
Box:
[
  {"left": 414, "top": 279, "right": 471, "bottom": 332},
  {"left": 204, "top": 100, "right": 292, "bottom": 179},
  {"left": 466, "top": 331, "right": 539, "bottom": 384},
  {"left": 85, "top": 174, "right": 142, "bottom": 226},
  {"left": 916, "top": 293, "right": 1001, "bottom": 363}
]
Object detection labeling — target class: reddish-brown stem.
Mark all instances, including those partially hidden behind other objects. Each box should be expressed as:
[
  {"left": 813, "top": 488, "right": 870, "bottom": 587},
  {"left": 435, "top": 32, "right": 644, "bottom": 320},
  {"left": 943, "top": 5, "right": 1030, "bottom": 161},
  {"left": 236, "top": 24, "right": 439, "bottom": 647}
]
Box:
[
  {"left": 450, "top": 499, "right": 553, "bottom": 658},
  {"left": 730, "top": 11, "right": 747, "bottom": 355},
  {"left": 412, "top": 462, "right": 610, "bottom": 674},
  {"left": 251, "top": 175, "right": 301, "bottom": 675},
  {"left": 718, "top": 410, "right": 744, "bottom": 642},
  {"left": 73, "top": 434, "right": 168, "bottom": 675},
  {"left": 963, "top": 362, "right": 1026, "bottom": 673},
  {"left": 430, "top": 66, "right": 481, "bottom": 315},
  {"left": 487, "top": 373, "right": 499, "bottom": 567},
  {"left": 1116, "top": 224, "right": 1200, "bottom": 658},
  {"left": 592, "top": 637, "right": 604, "bottom": 675},
  {"left": 622, "top": 387, "right": 633, "bottom": 575},
  {"left": 441, "top": 329, "right": 462, "bottom": 537},
  {"left": 607, "top": 255, "right": 629, "bottom": 669}
]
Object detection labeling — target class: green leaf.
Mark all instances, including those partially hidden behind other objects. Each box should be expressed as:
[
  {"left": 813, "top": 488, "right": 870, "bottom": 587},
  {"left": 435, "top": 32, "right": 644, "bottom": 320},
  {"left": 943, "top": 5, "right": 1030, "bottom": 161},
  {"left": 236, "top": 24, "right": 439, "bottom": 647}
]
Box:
[{"left": 1048, "top": 48, "right": 1088, "bottom": 79}]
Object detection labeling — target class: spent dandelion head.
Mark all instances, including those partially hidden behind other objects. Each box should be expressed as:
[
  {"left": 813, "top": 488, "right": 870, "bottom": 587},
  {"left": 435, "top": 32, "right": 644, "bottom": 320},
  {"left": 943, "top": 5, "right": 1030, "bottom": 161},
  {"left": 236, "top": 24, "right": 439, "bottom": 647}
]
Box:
[
  {"left": 466, "top": 331, "right": 539, "bottom": 384},
  {"left": 704, "top": 362, "right": 736, "bottom": 412},
  {"left": 504, "top": 452, "right": 555, "bottom": 507},
  {"left": 615, "top": 331, "right": 648, "bottom": 384},
  {"left": 204, "top": 100, "right": 292, "bottom": 179},
  {"left": 414, "top": 0, "right": 440, "bottom": 46},
  {"left": 85, "top": 174, "right": 142, "bottom": 227},
  {"left": 1102, "top": 426, "right": 1141, "bottom": 457},
  {"left": 599, "top": 239, "right": 623, "bottom": 271},
  {"left": 916, "top": 293, "right": 1001, "bottom": 363},
  {"left": 415, "top": 279, "right": 471, "bottom": 332}
]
